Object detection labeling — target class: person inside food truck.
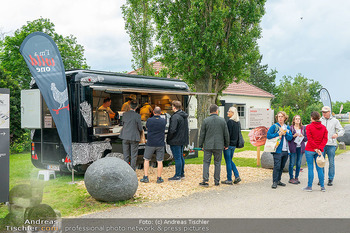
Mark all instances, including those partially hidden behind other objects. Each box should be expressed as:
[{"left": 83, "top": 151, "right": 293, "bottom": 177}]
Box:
[
  {"left": 98, "top": 97, "right": 116, "bottom": 120},
  {"left": 140, "top": 101, "right": 153, "bottom": 121},
  {"left": 121, "top": 94, "right": 137, "bottom": 112}
]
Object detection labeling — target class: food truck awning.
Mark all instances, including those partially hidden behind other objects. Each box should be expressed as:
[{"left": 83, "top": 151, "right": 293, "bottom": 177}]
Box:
[{"left": 90, "top": 85, "right": 216, "bottom": 96}]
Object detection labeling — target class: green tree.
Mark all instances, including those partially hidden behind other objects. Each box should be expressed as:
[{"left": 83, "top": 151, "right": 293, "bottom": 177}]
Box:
[
  {"left": 247, "top": 55, "right": 277, "bottom": 95},
  {"left": 154, "top": 0, "right": 266, "bottom": 126},
  {"left": 0, "top": 17, "right": 89, "bottom": 89},
  {"left": 0, "top": 18, "right": 89, "bottom": 152},
  {"left": 122, "top": 0, "right": 155, "bottom": 76},
  {"left": 273, "top": 74, "right": 322, "bottom": 113},
  {"left": 332, "top": 101, "right": 350, "bottom": 114}
]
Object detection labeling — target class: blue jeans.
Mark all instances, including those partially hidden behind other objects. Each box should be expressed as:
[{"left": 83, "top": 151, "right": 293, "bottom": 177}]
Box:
[
  {"left": 289, "top": 147, "right": 302, "bottom": 179},
  {"left": 322, "top": 145, "right": 336, "bottom": 181},
  {"left": 223, "top": 146, "right": 240, "bottom": 181},
  {"left": 305, "top": 150, "right": 325, "bottom": 188},
  {"left": 170, "top": 145, "right": 185, "bottom": 177}
]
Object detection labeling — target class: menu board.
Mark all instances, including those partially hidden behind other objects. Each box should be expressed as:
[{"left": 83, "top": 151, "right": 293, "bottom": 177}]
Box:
[
  {"left": 0, "top": 93, "right": 10, "bottom": 129},
  {"left": 248, "top": 108, "right": 274, "bottom": 128}
]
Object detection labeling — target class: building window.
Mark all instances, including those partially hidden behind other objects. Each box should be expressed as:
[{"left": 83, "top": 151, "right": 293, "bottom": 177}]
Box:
[{"left": 237, "top": 106, "right": 245, "bottom": 117}]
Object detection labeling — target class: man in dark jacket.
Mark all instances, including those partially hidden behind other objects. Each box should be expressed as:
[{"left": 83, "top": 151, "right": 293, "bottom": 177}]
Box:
[
  {"left": 166, "top": 100, "right": 189, "bottom": 181},
  {"left": 199, "top": 104, "right": 230, "bottom": 187},
  {"left": 119, "top": 101, "right": 143, "bottom": 170}
]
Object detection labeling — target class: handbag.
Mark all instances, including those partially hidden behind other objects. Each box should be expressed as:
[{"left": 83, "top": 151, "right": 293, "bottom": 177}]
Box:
[
  {"left": 316, "top": 155, "right": 326, "bottom": 168},
  {"left": 139, "top": 130, "right": 146, "bottom": 144},
  {"left": 236, "top": 123, "right": 245, "bottom": 148},
  {"left": 264, "top": 124, "right": 281, "bottom": 153}
]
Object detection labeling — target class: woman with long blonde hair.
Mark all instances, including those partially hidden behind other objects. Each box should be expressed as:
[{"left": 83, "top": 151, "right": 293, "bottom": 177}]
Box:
[{"left": 222, "top": 106, "right": 241, "bottom": 185}]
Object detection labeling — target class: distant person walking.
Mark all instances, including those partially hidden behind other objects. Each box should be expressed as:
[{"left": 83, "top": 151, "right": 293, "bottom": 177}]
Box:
[
  {"left": 222, "top": 106, "right": 242, "bottom": 185},
  {"left": 140, "top": 107, "right": 167, "bottom": 184},
  {"left": 303, "top": 111, "right": 328, "bottom": 192},
  {"left": 267, "top": 111, "right": 293, "bottom": 189},
  {"left": 199, "top": 104, "right": 230, "bottom": 187},
  {"left": 119, "top": 101, "right": 143, "bottom": 171},
  {"left": 166, "top": 101, "right": 189, "bottom": 181},
  {"left": 320, "top": 106, "right": 345, "bottom": 186},
  {"left": 288, "top": 115, "right": 308, "bottom": 184}
]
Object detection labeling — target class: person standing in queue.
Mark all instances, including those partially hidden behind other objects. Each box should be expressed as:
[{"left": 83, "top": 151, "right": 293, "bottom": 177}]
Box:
[
  {"left": 221, "top": 106, "right": 242, "bottom": 185},
  {"left": 140, "top": 107, "right": 167, "bottom": 183},
  {"left": 119, "top": 101, "right": 143, "bottom": 171},
  {"left": 320, "top": 106, "right": 344, "bottom": 186},
  {"left": 303, "top": 111, "right": 328, "bottom": 192},
  {"left": 267, "top": 111, "right": 293, "bottom": 189},
  {"left": 288, "top": 115, "right": 307, "bottom": 184},
  {"left": 199, "top": 104, "right": 230, "bottom": 187},
  {"left": 167, "top": 100, "right": 189, "bottom": 181}
]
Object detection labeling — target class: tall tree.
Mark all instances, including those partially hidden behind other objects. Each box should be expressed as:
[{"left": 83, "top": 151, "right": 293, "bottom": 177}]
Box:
[
  {"left": 154, "top": 0, "right": 266, "bottom": 126},
  {"left": 247, "top": 55, "right": 277, "bottom": 95},
  {"left": 122, "top": 0, "right": 155, "bottom": 76},
  {"left": 0, "top": 18, "right": 89, "bottom": 152}
]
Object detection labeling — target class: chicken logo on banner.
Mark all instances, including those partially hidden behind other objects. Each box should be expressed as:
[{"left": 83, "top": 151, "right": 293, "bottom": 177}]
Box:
[{"left": 51, "top": 83, "right": 69, "bottom": 114}]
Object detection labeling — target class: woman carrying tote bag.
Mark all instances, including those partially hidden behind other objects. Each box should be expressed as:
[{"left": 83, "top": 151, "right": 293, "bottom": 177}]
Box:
[
  {"left": 303, "top": 111, "right": 328, "bottom": 192},
  {"left": 221, "top": 107, "right": 242, "bottom": 185},
  {"left": 267, "top": 111, "right": 293, "bottom": 189}
]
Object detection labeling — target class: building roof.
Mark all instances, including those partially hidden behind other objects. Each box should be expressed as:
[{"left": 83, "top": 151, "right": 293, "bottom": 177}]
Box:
[
  {"left": 128, "top": 61, "right": 274, "bottom": 98},
  {"left": 127, "top": 61, "right": 166, "bottom": 75},
  {"left": 223, "top": 80, "right": 275, "bottom": 98}
]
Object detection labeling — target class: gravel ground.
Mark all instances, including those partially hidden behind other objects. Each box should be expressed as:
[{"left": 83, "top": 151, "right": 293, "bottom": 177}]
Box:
[{"left": 78, "top": 151, "right": 270, "bottom": 203}]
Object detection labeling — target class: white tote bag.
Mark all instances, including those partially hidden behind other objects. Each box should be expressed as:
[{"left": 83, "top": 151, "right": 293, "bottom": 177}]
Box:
[{"left": 264, "top": 136, "right": 281, "bottom": 153}]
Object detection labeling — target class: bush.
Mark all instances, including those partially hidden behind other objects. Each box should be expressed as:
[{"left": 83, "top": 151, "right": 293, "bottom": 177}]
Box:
[{"left": 10, "top": 131, "right": 31, "bottom": 154}]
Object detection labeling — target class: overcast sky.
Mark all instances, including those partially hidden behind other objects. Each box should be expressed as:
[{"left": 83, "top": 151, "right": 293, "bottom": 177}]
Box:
[{"left": 1, "top": 0, "right": 349, "bottom": 102}]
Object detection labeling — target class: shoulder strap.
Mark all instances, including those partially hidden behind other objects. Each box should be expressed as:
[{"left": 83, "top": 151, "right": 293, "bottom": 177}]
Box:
[{"left": 274, "top": 124, "right": 280, "bottom": 134}]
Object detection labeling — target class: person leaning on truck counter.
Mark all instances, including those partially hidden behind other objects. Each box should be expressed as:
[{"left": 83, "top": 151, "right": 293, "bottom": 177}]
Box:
[
  {"left": 98, "top": 97, "right": 116, "bottom": 120},
  {"left": 121, "top": 94, "right": 137, "bottom": 112},
  {"left": 119, "top": 100, "right": 143, "bottom": 171}
]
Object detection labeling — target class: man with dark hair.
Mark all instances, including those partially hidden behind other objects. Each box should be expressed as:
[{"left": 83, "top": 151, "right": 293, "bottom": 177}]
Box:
[
  {"left": 167, "top": 100, "right": 189, "bottom": 181},
  {"left": 199, "top": 104, "right": 230, "bottom": 187},
  {"left": 98, "top": 97, "right": 116, "bottom": 119},
  {"left": 140, "top": 107, "right": 167, "bottom": 183},
  {"left": 119, "top": 100, "right": 143, "bottom": 170}
]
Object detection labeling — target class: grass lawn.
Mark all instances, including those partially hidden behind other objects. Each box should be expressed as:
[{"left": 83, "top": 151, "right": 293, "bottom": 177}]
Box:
[
  {"left": 186, "top": 131, "right": 261, "bottom": 167},
  {"left": 0, "top": 153, "right": 139, "bottom": 218}
]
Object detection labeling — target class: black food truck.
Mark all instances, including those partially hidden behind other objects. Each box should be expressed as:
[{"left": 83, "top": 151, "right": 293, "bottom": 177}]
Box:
[{"left": 21, "top": 70, "right": 199, "bottom": 174}]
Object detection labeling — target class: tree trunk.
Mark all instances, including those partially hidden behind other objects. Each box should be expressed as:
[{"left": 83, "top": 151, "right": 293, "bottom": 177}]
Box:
[
  {"left": 196, "top": 94, "right": 217, "bottom": 130},
  {"left": 195, "top": 77, "right": 218, "bottom": 130}
]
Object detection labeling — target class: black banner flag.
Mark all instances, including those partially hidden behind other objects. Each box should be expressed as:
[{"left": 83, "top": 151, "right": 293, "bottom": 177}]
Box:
[{"left": 20, "top": 32, "right": 72, "bottom": 161}]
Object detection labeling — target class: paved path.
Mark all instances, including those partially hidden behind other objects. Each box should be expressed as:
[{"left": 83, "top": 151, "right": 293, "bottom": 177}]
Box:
[{"left": 83, "top": 151, "right": 350, "bottom": 218}]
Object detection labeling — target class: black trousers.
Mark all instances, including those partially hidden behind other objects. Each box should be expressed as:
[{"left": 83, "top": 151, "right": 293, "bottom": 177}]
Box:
[{"left": 272, "top": 151, "right": 288, "bottom": 183}]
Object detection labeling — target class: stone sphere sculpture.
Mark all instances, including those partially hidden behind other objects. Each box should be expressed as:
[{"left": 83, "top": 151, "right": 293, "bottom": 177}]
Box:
[
  {"left": 84, "top": 157, "right": 138, "bottom": 202},
  {"left": 261, "top": 151, "right": 306, "bottom": 172},
  {"left": 337, "top": 124, "right": 350, "bottom": 145}
]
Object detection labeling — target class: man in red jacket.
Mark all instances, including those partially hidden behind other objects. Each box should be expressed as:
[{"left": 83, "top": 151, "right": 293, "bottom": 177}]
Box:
[{"left": 303, "top": 111, "right": 328, "bottom": 192}]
